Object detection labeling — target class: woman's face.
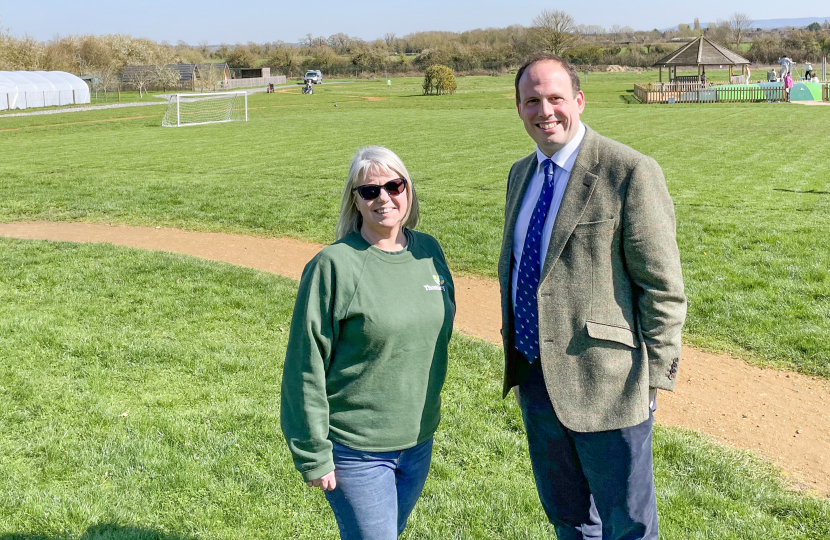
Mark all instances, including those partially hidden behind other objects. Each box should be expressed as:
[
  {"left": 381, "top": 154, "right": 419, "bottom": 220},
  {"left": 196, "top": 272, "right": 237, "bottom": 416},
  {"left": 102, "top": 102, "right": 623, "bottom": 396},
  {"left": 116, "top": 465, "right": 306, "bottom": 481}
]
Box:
[{"left": 354, "top": 167, "right": 409, "bottom": 240}]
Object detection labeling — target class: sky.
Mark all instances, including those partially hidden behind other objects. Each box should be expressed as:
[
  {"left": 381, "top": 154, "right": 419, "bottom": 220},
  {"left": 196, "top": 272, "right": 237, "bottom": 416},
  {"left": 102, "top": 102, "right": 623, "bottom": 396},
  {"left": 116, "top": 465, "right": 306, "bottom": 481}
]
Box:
[{"left": 3, "top": 1, "right": 829, "bottom": 44}]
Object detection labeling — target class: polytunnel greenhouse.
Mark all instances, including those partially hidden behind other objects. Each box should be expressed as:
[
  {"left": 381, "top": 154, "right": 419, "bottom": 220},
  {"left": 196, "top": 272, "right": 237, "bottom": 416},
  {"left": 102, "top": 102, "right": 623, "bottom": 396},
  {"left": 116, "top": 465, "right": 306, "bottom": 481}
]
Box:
[{"left": 0, "top": 71, "right": 91, "bottom": 111}]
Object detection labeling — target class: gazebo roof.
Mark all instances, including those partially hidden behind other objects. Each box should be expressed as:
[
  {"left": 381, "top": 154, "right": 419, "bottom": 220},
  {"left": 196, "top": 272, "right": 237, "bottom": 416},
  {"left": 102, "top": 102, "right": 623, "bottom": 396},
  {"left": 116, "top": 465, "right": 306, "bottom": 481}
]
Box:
[{"left": 654, "top": 36, "right": 750, "bottom": 67}]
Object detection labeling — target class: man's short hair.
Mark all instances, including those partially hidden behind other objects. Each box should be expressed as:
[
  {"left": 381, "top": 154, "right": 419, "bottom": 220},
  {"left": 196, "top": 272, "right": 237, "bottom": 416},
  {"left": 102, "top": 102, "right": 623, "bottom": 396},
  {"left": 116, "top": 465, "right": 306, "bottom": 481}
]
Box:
[{"left": 515, "top": 52, "right": 581, "bottom": 105}]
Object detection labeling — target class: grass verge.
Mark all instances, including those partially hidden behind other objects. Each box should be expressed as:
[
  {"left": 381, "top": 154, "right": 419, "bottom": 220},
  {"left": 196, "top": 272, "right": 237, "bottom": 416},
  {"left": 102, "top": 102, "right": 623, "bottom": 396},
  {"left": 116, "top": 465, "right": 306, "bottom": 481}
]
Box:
[{"left": 0, "top": 239, "right": 827, "bottom": 539}]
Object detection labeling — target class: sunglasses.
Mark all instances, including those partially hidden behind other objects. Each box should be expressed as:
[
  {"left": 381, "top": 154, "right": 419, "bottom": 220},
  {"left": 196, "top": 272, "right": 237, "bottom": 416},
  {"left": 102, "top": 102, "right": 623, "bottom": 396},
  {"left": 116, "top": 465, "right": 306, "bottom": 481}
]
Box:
[{"left": 353, "top": 178, "right": 407, "bottom": 201}]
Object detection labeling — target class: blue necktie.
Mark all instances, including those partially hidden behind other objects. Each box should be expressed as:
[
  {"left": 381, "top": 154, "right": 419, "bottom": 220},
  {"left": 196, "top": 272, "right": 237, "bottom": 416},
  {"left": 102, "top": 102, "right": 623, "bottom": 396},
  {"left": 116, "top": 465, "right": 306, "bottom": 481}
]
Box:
[{"left": 515, "top": 159, "right": 556, "bottom": 364}]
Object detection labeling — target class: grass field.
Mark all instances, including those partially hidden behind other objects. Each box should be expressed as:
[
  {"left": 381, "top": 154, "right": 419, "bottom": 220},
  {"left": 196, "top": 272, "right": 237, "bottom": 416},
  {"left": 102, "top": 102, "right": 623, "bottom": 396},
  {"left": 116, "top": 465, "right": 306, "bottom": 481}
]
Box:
[
  {"left": 1, "top": 70, "right": 830, "bottom": 538},
  {"left": 1, "top": 71, "right": 828, "bottom": 378},
  {"left": 1, "top": 239, "right": 827, "bottom": 539}
]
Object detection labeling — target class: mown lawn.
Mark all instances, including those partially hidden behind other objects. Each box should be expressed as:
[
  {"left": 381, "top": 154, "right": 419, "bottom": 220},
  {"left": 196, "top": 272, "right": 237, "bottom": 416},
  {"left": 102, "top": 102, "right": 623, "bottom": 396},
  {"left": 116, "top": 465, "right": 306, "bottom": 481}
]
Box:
[
  {"left": 1, "top": 239, "right": 827, "bottom": 539},
  {"left": 2, "top": 72, "right": 828, "bottom": 378}
]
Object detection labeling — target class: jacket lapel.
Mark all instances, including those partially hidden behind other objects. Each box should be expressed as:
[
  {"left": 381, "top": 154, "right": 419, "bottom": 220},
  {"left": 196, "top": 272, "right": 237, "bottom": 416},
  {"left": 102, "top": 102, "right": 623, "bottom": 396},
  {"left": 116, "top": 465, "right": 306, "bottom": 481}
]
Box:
[{"left": 540, "top": 128, "right": 600, "bottom": 282}]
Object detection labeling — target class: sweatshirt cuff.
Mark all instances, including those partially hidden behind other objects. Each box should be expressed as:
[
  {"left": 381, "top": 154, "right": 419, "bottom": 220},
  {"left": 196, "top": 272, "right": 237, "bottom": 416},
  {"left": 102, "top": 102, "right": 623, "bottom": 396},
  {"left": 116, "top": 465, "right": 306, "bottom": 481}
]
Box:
[{"left": 300, "top": 461, "right": 335, "bottom": 483}]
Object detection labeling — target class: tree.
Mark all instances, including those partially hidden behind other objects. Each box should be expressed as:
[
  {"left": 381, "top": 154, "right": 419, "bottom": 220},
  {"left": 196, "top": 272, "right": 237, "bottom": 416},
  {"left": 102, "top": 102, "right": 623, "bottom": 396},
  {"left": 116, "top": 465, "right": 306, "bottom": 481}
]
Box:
[
  {"left": 531, "top": 9, "right": 577, "bottom": 56},
  {"left": 707, "top": 20, "right": 731, "bottom": 44},
  {"left": 91, "top": 62, "right": 119, "bottom": 101},
  {"left": 225, "top": 45, "right": 257, "bottom": 68},
  {"left": 729, "top": 12, "right": 753, "bottom": 47},
  {"left": 267, "top": 45, "right": 302, "bottom": 78},
  {"left": 422, "top": 64, "right": 456, "bottom": 95},
  {"left": 196, "top": 64, "right": 223, "bottom": 92},
  {"left": 154, "top": 64, "right": 180, "bottom": 91},
  {"left": 126, "top": 66, "right": 154, "bottom": 97},
  {"left": 327, "top": 33, "right": 351, "bottom": 54},
  {"left": 309, "top": 45, "right": 338, "bottom": 72},
  {"left": 806, "top": 22, "right": 822, "bottom": 32}
]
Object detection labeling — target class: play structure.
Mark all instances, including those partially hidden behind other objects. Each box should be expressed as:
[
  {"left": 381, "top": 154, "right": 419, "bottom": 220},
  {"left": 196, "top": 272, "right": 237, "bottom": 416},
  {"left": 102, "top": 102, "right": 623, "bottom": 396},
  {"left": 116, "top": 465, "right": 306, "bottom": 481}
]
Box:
[{"left": 635, "top": 47, "right": 829, "bottom": 105}]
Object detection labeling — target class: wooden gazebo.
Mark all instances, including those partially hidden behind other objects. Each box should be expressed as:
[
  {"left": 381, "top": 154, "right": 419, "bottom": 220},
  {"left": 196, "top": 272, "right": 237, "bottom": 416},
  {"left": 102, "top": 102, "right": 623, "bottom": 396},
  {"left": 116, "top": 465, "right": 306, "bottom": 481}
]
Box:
[{"left": 654, "top": 36, "right": 750, "bottom": 83}]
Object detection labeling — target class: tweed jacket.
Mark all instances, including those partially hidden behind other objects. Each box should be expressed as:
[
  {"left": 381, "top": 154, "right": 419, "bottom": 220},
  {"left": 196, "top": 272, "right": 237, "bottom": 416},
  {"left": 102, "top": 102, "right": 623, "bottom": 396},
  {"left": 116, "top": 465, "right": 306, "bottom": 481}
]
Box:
[{"left": 499, "top": 126, "right": 687, "bottom": 433}]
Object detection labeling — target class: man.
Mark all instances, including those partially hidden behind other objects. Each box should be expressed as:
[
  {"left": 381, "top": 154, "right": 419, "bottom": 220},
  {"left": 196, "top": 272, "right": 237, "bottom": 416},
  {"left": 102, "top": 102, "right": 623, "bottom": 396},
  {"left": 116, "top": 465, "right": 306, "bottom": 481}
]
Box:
[{"left": 498, "top": 52, "right": 686, "bottom": 540}]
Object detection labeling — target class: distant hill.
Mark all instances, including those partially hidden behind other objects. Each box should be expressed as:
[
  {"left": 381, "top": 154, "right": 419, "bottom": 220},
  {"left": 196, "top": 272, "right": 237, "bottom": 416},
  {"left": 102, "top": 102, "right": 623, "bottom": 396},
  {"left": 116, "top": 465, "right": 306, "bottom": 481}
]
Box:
[
  {"left": 663, "top": 16, "right": 829, "bottom": 31},
  {"left": 749, "top": 16, "right": 829, "bottom": 29}
]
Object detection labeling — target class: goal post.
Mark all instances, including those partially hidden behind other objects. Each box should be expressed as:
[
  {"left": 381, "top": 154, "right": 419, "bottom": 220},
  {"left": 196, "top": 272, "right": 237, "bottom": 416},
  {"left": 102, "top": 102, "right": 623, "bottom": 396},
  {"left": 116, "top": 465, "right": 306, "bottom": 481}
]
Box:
[{"left": 162, "top": 91, "right": 248, "bottom": 127}]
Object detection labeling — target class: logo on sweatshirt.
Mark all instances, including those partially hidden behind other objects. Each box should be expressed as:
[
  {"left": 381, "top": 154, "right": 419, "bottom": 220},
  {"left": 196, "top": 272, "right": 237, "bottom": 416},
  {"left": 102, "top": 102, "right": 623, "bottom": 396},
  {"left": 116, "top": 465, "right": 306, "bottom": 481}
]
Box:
[{"left": 423, "top": 274, "right": 446, "bottom": 291}]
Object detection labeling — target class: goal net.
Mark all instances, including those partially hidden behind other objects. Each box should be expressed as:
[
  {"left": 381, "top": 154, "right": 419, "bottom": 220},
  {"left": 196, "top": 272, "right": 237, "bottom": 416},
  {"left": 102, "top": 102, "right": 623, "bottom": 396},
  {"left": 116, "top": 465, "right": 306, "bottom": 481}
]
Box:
[{"left": 162, "top": 91, "right": 248, "bottom": 127}]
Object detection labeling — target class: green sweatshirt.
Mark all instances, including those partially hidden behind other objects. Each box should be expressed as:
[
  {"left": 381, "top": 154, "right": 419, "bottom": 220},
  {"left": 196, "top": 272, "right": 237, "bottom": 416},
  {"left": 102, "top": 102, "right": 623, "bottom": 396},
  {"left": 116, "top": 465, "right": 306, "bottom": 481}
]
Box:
[{"left": 280, "top": 229, "right": 455, "bottom": 482}]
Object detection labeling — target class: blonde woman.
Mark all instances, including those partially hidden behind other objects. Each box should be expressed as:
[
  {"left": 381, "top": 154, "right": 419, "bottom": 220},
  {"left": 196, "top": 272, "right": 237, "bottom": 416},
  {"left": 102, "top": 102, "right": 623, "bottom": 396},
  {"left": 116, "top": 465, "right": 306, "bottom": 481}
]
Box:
[{"left": 281, "top": 146, "right": 455, "bottom": 539}]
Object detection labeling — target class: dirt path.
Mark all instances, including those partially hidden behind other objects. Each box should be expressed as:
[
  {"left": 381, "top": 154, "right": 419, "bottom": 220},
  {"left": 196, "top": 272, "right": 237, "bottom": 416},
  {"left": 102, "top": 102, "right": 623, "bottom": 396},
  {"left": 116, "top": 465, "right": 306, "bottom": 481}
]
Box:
[{"left": 2, "top": 221, "right": 828, "bottom": 497}]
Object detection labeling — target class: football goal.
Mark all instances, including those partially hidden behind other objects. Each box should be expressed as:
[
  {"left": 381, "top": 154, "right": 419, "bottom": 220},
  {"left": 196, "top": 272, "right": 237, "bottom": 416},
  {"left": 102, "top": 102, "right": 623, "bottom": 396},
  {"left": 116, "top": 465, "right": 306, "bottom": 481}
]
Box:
[{"left": 162, "top": 91, "right": 248, "bottom": 127}]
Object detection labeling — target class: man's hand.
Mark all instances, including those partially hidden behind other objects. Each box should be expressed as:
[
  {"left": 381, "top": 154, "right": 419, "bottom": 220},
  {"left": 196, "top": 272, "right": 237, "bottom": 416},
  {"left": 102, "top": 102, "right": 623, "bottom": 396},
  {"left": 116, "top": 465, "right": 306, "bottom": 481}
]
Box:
[
  {"left": 307, "top": 471, "right": 336, "bottom": 491},
  {"left": 649, "top": 387, "right": 657, "bottom": 410}
]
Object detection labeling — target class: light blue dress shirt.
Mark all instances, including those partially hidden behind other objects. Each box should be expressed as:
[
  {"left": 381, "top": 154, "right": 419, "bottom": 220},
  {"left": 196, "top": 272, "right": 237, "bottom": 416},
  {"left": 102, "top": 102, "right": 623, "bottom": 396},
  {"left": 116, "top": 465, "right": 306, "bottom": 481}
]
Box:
[{"left": 511, "top": 122, "right": 586, "bottom": 309}]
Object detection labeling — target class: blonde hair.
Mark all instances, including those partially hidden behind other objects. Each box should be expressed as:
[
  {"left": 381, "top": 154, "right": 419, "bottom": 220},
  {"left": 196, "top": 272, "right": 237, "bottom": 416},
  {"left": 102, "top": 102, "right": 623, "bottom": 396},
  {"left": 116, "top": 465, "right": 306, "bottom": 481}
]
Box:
[{"left": 335, "top": 146, "right": 420, "bottom": 240}]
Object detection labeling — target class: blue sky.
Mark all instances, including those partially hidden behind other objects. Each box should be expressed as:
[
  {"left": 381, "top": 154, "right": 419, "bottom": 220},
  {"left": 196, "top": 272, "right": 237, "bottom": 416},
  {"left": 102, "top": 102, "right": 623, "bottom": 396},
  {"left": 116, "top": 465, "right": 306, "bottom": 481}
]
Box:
[{"left": 3, "top": 1, "right": 828, "bottom": 44}]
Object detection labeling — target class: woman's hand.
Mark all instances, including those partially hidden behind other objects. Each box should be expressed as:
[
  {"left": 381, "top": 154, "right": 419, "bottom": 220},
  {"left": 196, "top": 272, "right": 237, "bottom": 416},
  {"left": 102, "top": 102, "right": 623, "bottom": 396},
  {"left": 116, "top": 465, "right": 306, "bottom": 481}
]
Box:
[{"left": 307, "top": 471, "right": 337, "bottom": 491}]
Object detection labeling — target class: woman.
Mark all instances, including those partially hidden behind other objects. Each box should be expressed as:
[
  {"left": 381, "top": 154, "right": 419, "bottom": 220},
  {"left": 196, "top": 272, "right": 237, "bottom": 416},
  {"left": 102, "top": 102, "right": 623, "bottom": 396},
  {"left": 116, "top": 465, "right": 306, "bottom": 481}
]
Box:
[
  {"left": 784, "top": 72, "right": 793, "bottom": 102},
  {"left": 280, "top": 146, "right": 455, "bottom": 539}
]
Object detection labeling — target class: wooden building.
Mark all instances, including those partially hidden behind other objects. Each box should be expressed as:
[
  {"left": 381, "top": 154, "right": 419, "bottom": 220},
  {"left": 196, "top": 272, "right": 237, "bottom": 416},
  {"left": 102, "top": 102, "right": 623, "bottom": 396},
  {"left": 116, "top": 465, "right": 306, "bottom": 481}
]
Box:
[{"left": 654, "top": 37, "right": 750, "bottom": 83}]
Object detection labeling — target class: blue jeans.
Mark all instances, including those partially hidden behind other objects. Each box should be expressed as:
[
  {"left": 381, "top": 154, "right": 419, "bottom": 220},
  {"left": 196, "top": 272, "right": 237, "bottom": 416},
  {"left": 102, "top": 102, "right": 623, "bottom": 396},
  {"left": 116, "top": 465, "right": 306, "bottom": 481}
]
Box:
[
  {"left": 518, "top": 370, "right": 658, "bottom": 540},
  {"left": 324, "top": 437, "right": 433, "bottom": 540}
]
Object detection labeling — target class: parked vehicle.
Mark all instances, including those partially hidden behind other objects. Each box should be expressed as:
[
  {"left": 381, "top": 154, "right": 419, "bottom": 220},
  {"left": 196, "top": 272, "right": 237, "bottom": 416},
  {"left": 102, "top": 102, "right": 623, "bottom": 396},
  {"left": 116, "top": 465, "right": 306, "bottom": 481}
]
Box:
[{"left": 304, "top": 70, "right": 323, "bottom": 84}]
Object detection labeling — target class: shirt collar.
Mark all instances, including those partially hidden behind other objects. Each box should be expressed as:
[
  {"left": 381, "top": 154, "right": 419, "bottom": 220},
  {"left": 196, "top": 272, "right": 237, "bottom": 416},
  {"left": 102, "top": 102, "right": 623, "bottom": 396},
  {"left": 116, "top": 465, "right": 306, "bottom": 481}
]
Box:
[{"left": 535, "top": 121, "right": 586, "bottom": 175}]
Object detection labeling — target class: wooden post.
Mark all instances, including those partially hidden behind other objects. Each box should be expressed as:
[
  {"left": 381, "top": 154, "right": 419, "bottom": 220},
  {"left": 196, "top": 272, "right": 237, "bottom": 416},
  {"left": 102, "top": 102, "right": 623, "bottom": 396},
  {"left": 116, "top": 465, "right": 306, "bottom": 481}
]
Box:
[
  {"left": 659, "top": 66, "right": 662, "bottom": 82},
  {"left": 73, "top": 89, "right": 76, "bottom": 104}
]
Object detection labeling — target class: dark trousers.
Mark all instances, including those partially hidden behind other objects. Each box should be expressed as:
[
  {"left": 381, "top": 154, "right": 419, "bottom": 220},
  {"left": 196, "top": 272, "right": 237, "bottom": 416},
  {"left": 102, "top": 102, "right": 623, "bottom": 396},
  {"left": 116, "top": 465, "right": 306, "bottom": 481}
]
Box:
[{"left": 518, "top": 368, "right": 658, "bottom": 540}]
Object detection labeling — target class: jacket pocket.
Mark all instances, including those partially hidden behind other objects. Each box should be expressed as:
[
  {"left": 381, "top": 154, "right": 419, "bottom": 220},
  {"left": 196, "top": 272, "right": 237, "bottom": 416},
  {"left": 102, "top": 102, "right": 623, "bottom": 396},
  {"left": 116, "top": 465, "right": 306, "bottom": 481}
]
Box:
[
  {"left": 573, "top": 218, "right": 615, "bottom": 236},
  {"left": 585, "top": 321, "right": 638, "bottom": 348}
]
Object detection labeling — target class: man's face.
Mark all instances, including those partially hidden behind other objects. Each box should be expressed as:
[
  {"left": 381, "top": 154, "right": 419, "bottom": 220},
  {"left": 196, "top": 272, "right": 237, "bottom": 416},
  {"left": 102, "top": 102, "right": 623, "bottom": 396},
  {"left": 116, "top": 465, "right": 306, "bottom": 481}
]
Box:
[{"left": 516, "top": 60, "right": 585, "bottom": 157}]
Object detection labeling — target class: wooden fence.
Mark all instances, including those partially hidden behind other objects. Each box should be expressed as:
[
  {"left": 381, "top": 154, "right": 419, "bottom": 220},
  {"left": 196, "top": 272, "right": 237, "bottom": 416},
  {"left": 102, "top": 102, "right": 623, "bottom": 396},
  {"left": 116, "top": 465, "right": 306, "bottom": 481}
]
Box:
[
  {"left": 634, "top": 82, "right": 784, "bottom": 104},
  {"left": 825, "top": 83, "right": 830, "bottom": 101}
]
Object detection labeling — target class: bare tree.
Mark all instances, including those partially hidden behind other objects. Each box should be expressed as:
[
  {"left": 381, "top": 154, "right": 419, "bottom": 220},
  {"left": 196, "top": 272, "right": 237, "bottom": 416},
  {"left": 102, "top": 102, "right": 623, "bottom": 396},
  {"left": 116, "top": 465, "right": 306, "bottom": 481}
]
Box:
[
  {"left": 531, "top": 9, "right": 577, "bottom": 55},
  {"left": 729, "top": 12, "right": 753, "bottom": 47},
  {"left": 708, "top": 20, "right": 731, "bottom": 44},
  {"left": 327, "top": 33, "right": 351, "bottom": 54},
  {"left": 383, "top": 33, "right": 396, "bottom": 47},
  {"left": 124, "top": 65, "right": 156, "bottom": 97},
  {"left": 91, "top": 62, "right": 119, "bottom": 101},
  {"left": 196, "top": 64, "right": 223, "bottom": 92},
  {"left": 609, "top": 25, "right": 621, "bottom": 43}
]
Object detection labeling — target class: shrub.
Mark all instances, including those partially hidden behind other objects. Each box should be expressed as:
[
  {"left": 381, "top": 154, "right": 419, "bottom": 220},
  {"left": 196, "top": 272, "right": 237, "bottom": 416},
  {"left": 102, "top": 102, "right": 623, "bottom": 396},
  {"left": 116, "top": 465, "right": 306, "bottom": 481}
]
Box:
[{"left": 422, "top": 64, "right": 457, "bottom": 95}]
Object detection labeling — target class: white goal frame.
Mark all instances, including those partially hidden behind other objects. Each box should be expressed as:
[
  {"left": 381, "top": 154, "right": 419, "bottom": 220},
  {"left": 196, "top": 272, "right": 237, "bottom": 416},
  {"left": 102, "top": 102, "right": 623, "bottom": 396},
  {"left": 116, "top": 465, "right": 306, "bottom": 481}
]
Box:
[{"left": 162, "top": 91, "right": 248, "bottom": 127}]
